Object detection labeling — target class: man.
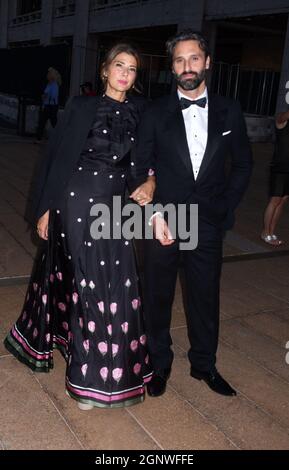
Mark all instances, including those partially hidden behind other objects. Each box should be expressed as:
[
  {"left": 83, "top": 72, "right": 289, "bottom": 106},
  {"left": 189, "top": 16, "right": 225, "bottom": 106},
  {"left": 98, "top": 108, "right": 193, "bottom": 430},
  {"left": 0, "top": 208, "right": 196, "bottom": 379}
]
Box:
[
  {"left": 135, "top": 30, "right": 253, "bottom": 397},
  {"left": 80, "top": 81, "right": 97, "bottom": 96}
]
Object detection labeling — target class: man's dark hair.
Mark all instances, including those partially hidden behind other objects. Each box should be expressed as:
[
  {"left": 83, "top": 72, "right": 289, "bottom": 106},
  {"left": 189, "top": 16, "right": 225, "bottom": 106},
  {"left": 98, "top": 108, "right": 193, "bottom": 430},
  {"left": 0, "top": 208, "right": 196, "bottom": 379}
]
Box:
[{"left": 166, "top": 30, "right": 210, "bottom": 64}]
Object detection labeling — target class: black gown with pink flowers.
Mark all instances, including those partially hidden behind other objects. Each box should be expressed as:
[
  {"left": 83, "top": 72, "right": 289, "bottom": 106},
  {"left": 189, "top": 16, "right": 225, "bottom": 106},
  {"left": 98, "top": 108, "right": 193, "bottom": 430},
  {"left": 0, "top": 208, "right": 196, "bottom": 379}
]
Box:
[{"left": 4, "top": 94, "right": 152, "bottom": 408}]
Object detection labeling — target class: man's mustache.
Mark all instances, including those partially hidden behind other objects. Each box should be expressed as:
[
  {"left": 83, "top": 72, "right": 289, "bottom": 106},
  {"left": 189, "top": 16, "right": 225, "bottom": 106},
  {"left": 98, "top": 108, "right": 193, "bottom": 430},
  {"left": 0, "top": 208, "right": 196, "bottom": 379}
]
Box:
[{"left": 179, "top": 71, "right": 197, "bottom": 79}]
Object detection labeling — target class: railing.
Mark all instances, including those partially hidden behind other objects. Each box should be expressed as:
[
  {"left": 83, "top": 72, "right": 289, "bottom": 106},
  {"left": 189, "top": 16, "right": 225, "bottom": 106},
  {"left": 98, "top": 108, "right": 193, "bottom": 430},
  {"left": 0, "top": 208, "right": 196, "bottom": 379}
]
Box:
[
  {"left": 139, "top": 56, "right": 279, "bottom": 115},
  {"left": 10, "top": 10, "right": 41, "bottom": 27},
  {"left": 210, "top": 63, "right": 279, "bottom": 116},
  {"left": 90, "top": 0, "right": 150, "bottom": 10},
  {"left": 54, "top": 0, "right": 76, "bottom": 17},
  {"left": 135, "top": 57, "right": 279, "bottom": 115},
  {"left": 139, "top": 53, "right": 171, "bottom": 98},
  {"left": 95, "top": 46, "right": 279, "bottom": 115}
]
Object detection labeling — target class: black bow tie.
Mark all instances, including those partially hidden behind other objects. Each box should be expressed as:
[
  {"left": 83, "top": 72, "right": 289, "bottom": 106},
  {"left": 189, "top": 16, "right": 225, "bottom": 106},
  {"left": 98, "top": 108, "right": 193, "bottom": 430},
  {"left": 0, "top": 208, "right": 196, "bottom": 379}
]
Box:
[{"left": 180, "top": 96, "right": 207, "bottom": 110}]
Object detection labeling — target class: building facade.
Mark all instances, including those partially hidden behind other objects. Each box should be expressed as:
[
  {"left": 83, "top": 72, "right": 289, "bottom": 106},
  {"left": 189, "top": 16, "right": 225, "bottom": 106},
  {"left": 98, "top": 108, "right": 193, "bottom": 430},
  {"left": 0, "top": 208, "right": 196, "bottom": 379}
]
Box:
[{"left": 0, "top": 0, "right": 288, "bottom": 115}]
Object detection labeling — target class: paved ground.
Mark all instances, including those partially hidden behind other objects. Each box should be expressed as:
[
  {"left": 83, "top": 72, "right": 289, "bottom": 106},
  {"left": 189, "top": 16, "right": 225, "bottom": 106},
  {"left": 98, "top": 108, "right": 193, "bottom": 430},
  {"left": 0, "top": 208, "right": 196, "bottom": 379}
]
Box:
[{"left": 1, "top": 129, "right": 289, "bottom": 450}]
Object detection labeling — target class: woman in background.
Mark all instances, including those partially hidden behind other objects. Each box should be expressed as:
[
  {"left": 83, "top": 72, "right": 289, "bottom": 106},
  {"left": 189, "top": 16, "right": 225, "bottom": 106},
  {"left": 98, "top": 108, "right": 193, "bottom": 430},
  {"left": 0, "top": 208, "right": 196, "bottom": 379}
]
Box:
[
  {"left": 36, "top": 67, "right": 62, "bottom": 141},
  {"left": 261, "top": 108, "right": 289, "bottom": 246}
]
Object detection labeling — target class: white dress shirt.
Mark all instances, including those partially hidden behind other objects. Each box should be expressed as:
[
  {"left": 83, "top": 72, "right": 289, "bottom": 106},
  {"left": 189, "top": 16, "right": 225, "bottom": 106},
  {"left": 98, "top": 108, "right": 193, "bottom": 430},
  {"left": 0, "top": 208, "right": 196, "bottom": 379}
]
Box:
[{"left": 178, "top": 87, "right": 208, "bottom": 179}]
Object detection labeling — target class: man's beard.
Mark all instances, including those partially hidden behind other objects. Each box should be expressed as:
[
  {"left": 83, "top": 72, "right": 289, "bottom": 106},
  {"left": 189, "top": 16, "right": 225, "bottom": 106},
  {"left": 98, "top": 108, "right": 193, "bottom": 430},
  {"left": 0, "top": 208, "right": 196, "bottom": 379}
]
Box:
[{"left": 175, "top": 69, "right": 206, "bottom": 91}]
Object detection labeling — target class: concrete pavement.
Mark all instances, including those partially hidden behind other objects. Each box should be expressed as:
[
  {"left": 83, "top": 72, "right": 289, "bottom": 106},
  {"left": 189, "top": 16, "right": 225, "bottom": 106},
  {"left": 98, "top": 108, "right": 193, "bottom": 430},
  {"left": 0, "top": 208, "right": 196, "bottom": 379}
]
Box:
[{"left": 1, "top": 130, "right": 289, "bottom": 450}]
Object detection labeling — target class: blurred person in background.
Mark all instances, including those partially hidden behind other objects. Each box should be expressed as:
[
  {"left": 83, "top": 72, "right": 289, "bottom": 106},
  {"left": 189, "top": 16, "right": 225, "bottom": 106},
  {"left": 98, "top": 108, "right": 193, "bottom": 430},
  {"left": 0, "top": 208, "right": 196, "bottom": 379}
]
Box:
[
  {"left": 36, "top": 67, "right": 62, "bottom": 142},
  {"left": 80, "top": 81, "right": 97, "bottom": 97},
  {"left": 261, "top": 108, "right": 289, "bottom": 246}
]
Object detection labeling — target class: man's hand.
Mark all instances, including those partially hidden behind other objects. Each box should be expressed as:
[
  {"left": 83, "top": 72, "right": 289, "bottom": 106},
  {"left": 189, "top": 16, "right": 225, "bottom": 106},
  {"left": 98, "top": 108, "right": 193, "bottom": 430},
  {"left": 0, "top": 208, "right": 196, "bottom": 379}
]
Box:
[
  {"left": 37, "top": 210, "right": 50, "bottom": 240},
  {"left": 153, "top": 214, "right": 175, "bottom": 246},
  {"left": 130, "top": 176, "right": 156, "bottom": 206}
]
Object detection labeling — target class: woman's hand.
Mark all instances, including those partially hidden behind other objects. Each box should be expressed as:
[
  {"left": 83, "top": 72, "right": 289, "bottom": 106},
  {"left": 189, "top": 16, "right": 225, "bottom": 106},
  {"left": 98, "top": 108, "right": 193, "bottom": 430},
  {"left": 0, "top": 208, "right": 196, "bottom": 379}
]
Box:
[
  {"left": 37, "top": 210, "right": 50, "bottom": 240},
  {"left": 130, "top": 176, "right": 156, "bottom": 206}
]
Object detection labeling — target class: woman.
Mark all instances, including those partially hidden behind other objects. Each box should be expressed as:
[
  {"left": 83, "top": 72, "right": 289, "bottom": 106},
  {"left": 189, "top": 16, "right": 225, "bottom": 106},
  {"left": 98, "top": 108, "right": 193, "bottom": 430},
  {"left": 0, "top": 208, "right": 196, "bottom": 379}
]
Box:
[
  {"left": 261, "top": 108, "right": 289, "bottom": 246},
  {"left": 5, "top": 44, "right": 155, "bottom": 410},
  {"left": 37, "top": 67, "right": 62, "bottom": 141}
]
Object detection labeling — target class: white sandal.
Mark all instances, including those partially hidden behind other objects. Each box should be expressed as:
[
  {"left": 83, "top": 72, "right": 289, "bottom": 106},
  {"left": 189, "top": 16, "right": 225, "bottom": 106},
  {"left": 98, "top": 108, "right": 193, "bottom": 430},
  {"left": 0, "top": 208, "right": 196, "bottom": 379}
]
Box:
[{"left": 261, "top": 234, "right": 283, "bottom": 246}]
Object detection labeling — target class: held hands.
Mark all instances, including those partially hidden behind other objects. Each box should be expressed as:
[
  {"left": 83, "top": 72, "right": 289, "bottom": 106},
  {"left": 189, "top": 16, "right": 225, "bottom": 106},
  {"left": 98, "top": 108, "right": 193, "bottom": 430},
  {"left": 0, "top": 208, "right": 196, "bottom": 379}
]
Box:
[
  {"left": 152, "top": 215, "right": 175, "bottom": 246},
  {"left": 37, "top": 210, "right": 50, "bottom": 240},
  {"left": 130, "top": 176, "right": 174, "bottom": 245},
  {"left": 130, "top": 176, "right": 156, "bottom": 207}
]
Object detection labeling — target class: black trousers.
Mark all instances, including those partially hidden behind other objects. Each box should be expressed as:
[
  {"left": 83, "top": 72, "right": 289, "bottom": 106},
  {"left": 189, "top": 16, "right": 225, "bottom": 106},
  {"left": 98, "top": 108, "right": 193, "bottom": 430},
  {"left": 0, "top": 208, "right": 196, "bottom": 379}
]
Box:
[
  {"left": 37, "top": 105, "right": 58, "bottom": 140},
  {"left": 143, "top": 223, "right": 223, "bottom": 373}
]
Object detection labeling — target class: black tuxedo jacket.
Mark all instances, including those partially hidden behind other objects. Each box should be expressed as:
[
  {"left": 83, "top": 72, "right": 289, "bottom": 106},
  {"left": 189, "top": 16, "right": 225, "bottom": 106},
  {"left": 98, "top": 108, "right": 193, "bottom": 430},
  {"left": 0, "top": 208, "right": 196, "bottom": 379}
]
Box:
[
  {"left": 135, "top": 92, "right": 253, "bottom": 230},
  {"left": 28, "top": 94, "right": 147, "bottom": 223}
]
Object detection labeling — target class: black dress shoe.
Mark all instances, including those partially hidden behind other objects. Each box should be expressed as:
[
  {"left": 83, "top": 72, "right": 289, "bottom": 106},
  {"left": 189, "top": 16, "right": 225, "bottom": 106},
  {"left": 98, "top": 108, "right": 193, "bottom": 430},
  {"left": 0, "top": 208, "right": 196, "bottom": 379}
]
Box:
[
  {"left": 190, "top": 367, "right": 237, "bottom": 396},
  {"left": 147, "top": 369, "right": 171, "bottom": 397}
]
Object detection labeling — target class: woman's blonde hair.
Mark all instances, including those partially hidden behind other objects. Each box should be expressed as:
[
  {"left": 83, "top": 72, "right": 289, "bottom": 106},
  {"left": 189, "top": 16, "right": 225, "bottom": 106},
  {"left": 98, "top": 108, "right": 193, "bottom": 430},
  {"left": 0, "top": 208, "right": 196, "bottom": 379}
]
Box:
[
  {"left": 100, "top": 43, "right": 141, "bottom": 93},
  {"left": 48, "top": 67, "right": 62, "bottom": 86}
]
